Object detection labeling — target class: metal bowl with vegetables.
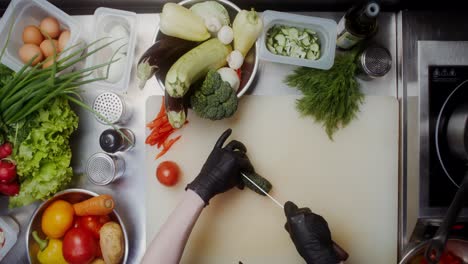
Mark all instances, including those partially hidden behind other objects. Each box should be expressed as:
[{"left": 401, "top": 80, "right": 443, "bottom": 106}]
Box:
[
  {"left": 26, "top": 189, "right": 128, "bottom": 264},
  {"left": 138, "top": 0, "right": 259, "bottom": 100},
  {"left": 137, "top": 0, "right": 262, "bottom": 128},
  {"left": 399, "top": 239, "right": 468, "bottom": 264}
]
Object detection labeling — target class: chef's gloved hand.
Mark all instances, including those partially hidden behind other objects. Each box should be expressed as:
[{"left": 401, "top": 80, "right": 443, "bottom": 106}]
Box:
[
  {"left": 187, "top": 128, "right": 254, "bottom": 205},
  {"left": 284, "top": 201, "right": 339, "bottom": 264}
]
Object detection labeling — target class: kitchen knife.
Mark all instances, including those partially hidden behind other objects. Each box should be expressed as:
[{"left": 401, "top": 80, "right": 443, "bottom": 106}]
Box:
[
  {"left": 241, "top": 173, "right": 350, "bottom": 262},
  {"left": 241, "top": 173, "right": 283, "bottom": 209}
]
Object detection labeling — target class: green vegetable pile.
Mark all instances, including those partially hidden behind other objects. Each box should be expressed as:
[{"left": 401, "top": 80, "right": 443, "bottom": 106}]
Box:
[
  {"left": 9, "top": 98, "right": 78, "bottom": 208},
  {"left": 266, "top": 24, "right": 321, "bottom": 60},
  {"left": 285, "top": 50, "right": 364, "bottom": 139},
  {"left": 191, "top": 70, "right": 238, "bottom": 120}
]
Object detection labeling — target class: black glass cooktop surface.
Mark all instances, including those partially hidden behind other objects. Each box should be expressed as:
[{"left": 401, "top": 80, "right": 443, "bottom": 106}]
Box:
[{"left": 428, "top": 65, "right": 468, "bottom": 207}]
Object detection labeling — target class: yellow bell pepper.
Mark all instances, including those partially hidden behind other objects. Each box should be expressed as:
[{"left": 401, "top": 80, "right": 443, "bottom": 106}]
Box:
[{"left": 32, "top": 231, "right": 68, "bottom": 264}]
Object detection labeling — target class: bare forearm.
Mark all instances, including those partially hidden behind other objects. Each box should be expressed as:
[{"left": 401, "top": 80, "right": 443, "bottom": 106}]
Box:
[{"left": 142, "top": 190, "right": 205, "bottom": 264}]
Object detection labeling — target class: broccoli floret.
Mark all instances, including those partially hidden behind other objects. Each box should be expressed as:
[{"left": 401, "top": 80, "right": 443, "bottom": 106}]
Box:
[
  {"left": 191, "top": 70, "right": 238, "bottom": 120},
  {"left": 201, "top": 70, "right": 222, "bottom": 95}
]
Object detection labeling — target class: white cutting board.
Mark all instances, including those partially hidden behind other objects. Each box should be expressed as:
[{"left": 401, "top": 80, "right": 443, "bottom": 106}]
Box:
[{"left": 145, "top": 95, "right": 398, "bottom": 264}]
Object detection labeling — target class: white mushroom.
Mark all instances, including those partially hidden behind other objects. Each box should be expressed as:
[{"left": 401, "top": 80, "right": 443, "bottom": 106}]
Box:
[{"left": 226, "top": 50, "right": 244, "bottom": 70}]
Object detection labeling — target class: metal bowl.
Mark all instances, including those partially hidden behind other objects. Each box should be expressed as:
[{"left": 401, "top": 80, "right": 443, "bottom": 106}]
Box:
[
  {"left": 399, "top": 239, "right": 468, "bottom": 264},
  {"left": 26, "top": 189, "right": 129, "bottom": 264},
  {"left": 154, "top": 0, "right": 259, "bottom": 98}
]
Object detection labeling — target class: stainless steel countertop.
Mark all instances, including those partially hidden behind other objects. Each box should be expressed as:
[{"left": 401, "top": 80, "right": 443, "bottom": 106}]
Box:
[
  {"left": 397, "top": 11, "right": 468, "bottom": 260},
  {"left": 1, "top": 12, "right": 397, "bottom": 263}
]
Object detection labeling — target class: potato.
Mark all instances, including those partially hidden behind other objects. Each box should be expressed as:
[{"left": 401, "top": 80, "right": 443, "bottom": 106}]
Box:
[
  {"left": 91, "top": 259, "right": 105, "bottom": 264},
  {"left": 100, "top": 222, "right": 124, "bottom": 264}
]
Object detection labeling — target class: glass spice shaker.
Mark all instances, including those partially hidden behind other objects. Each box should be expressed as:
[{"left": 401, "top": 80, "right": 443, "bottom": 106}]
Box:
[{"left": 99, "top": 128, "right": 135, "bottom": 153}]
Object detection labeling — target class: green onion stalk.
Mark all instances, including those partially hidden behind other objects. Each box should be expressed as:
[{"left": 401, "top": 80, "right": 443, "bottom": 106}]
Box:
[{"left": 0, "top": 16, "right": 128, "bottom": 137}]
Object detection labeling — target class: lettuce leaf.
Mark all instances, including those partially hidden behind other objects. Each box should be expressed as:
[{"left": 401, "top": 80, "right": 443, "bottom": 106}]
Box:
[{"left": 9, "top": 97, "right": 78, "bottom": 208}]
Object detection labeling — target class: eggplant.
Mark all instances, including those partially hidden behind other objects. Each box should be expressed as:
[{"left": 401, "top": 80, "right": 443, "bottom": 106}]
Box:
[
  {"left": 137, "top": 34, "right": 197, "bottom": 89},
  {"left": 165, "top": 89, "right": 188, "bottom": 129}
]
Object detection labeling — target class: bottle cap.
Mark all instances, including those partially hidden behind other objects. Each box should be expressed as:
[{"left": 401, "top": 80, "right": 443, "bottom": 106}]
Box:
[
  {"left": 100, "top": 129, "right": 123, "bottom": 153},
  {"left": 366, "top": 3, "right": 380, "bottom": 17}
]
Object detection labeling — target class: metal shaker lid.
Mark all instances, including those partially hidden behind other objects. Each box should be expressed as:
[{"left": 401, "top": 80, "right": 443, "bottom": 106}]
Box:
[{"left": 359, "top": 46, "right": 392, "bottom": 78}]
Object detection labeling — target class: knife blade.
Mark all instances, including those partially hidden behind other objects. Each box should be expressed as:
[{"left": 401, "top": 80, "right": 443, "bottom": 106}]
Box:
[
  {"left": 241, "top": 172, "right": 349, "bottom": 262},
  {"left": 241, "top": 173, "right": 284, "bottom": 209}
]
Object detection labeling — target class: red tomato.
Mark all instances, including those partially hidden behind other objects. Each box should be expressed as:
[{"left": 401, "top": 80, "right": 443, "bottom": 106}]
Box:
[
  {"left": 75, "top": 215, "right": 110, "bottom": 239},
  {"left": 156, "top": 161, "right": 180, "bottom": 186},
  {"left": 62, "top": 227, "right": 98, "bottom": 264}
]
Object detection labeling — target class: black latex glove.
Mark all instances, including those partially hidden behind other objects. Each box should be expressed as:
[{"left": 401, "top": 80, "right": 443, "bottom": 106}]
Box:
[
  {"left": 186, "top": 129, "right": 254, "bottom": 205},
  {"left": 284, "top": 201, "right": 339, "bottom": 264}
]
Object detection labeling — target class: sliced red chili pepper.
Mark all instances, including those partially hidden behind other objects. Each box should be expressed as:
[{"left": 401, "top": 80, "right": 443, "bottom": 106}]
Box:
[
  {"left": 236, "top": 68, "right": 242, "bottom": 83},
  {"left": 155, "top": 135, "right": 182, "bottom": 160},
  {"left": 157, "top": 131, "right": 174, "bottom": 149},
  {"left": 164, "top": 135, "right": 181, "bottom": 149}
]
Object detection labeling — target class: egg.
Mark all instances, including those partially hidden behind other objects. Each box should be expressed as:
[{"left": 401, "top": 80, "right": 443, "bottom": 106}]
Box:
[
  {"left": 58, "top": 30, "right": 70, "bottom": 52},
  {"left": 40, "top": 39, "right": 59, "bottom": 57},
  {"left": 22, "top": 25, "right": 44, "bottom": 45},
  {"left": 40, "top": 17, "right": 61, "bottom": 38},
  {"left": 18, "top": 44, "right": 44, "bottom": 66},
  {"left": 42, "top": 58, "right": 55, "bottom": 69}
]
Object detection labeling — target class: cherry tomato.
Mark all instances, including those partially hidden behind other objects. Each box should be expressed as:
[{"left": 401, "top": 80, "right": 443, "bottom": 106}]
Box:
[
  {"left": 156, "top": 161, "right": 180, "bottom": 186},
  {"left": 75, "top": 215, "right": 110, "bottom": 239}
]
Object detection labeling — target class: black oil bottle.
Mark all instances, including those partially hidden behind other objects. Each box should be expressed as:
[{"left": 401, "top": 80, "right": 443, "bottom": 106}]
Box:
[{"left": 336, "top": 1, "right": 380, "bottom": 50}]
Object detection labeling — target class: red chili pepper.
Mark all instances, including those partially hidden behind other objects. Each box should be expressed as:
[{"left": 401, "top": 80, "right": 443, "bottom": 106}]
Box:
[
  {"left": 236, "top": 68, "right": 242, "bottom": 82},
  {"left": 155, "top": 135, "right": 181, "bottom": 160},
  {"left": 147, "top": 97, "right": 186, "bottom": 158}
]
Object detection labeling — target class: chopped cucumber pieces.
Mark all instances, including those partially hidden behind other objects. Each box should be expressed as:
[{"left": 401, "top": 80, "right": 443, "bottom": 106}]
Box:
[{"left": 266, "top": 24, "right": 321, "bottom": 60}]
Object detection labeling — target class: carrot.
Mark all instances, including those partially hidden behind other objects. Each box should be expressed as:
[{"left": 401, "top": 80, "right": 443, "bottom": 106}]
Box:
[{"left": 73, "top": 194, "right": 115, "bottom": 216}]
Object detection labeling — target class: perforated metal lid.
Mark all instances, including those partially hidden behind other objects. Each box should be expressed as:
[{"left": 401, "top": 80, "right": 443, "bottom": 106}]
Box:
[
  {"left": 92, "top": 92, "right": 124, "bottom": 124},
  {"left": 86, "top": 153, "right": 117, "bottom": 185},
  {"left": 360, "top": 46, "right": 392, "bottom": 78}
]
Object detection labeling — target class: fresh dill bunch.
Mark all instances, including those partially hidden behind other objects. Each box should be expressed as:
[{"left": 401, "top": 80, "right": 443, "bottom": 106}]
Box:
[{"left": 285, "top": 50, "right": 364, "bottom": 140}]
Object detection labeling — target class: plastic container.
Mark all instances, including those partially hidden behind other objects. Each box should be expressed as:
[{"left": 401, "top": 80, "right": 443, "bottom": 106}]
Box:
[
  {"left": 85, "top": 7, "right": 137, "bottom": 92},
  {"left": 0, "top": 216, "right": 19, "bottom": 261},
  {"left": 259, "top": 10, "right": 337, "bottom": 70},
  {"left": 0, "top": 0, "right": 82, "bottom": 72}
]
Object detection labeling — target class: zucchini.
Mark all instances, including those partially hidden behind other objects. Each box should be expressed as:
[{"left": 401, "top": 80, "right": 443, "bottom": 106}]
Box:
[
  {"left": 265, "top": 24, "right": 321, "bottom": 60},
  {"left": 242, "top": 171, "right": 272, "bottom": 196},
  {"left": 160, "top": 3, "right": 210, "bottom": 42},
  {"left": 165, "top": 38, "right": 232, "bottom": 98}
]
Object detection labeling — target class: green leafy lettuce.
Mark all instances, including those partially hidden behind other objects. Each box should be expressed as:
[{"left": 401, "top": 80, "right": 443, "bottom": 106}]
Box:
[{"left": 9, "top": 97, "right": 78, "bottom": 208}]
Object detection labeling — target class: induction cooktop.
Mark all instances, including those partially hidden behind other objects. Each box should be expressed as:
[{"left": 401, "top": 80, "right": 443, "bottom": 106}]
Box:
[{"left": 426, "top": 66, "right": 468, "bottom": 208}]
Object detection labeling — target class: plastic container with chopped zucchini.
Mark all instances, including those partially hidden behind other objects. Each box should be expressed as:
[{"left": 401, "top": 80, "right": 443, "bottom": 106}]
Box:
[{"left": 259, "top": 11, "right": 337, "bottom": 70}]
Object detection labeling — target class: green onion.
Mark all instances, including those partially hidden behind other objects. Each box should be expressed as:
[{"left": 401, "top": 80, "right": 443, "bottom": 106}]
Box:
[{"left": 0, "top": 38, "right": 120, "bottom": 127}]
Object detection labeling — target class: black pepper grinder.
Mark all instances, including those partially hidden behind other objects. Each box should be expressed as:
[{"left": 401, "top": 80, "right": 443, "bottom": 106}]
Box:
[{"left": 99, "top": 128, "right": 135, "bottom": 153}]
